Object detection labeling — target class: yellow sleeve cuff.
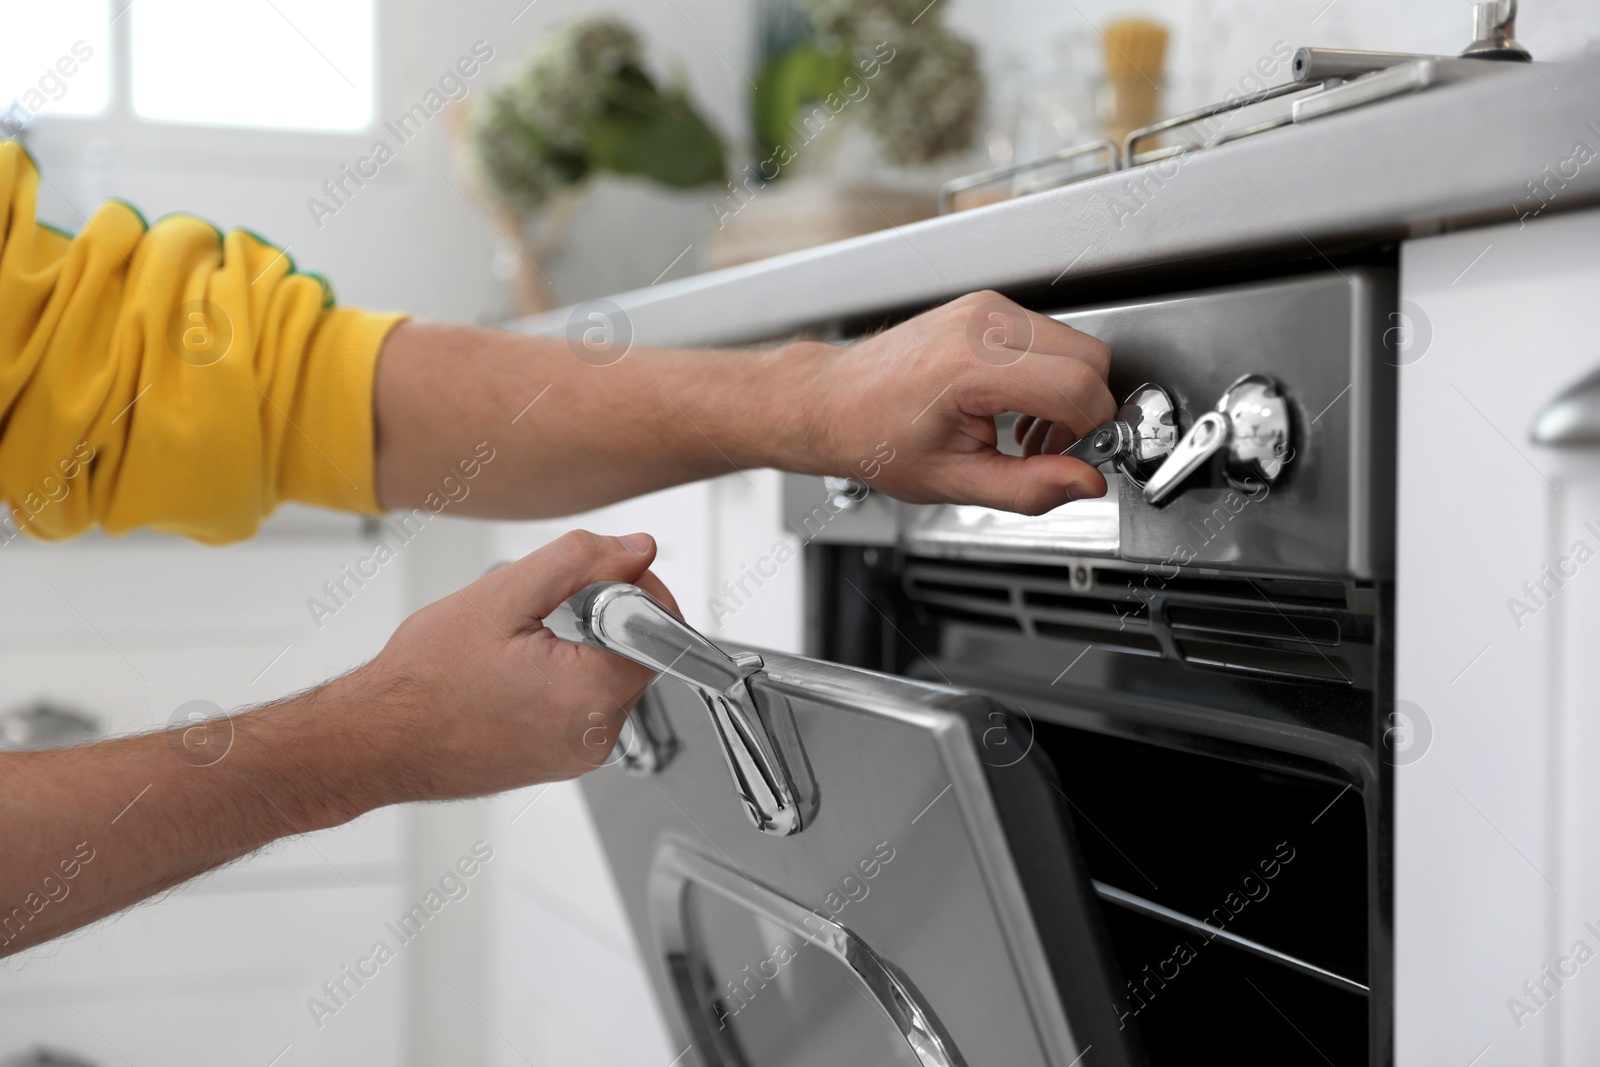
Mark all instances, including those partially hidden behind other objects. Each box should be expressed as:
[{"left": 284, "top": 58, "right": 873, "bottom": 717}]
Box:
[{"left": 279, "top": 308, "right": 408, "bottom": 516}]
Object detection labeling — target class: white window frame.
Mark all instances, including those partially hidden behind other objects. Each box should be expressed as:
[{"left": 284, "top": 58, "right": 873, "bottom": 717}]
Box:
[{"left": 22, "top": 1, "right": 396, "bottom": 174}]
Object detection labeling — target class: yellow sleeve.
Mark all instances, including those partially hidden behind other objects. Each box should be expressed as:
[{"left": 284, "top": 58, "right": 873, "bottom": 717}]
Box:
[{"left": 0, "top": 141, "right": 407, "bottom": 545}]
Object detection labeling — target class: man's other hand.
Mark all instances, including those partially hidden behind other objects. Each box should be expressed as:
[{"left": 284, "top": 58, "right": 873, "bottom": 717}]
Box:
[{"left": 354, "top": 529, "right": 677, "bottom": 804}]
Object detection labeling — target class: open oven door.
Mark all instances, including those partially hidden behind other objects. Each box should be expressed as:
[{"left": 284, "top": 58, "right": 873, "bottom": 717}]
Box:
[{"left": 551, "top": 583, "right": 1141, "bottom": 1067}]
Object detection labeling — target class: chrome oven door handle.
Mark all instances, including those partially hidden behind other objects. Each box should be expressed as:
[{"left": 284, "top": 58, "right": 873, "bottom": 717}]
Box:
[
  {"left": 546, "top": 582, "right": 808, "bottom": 837},
  {"left": 1532, "top": 368, "right": 1600, "bottom": 446}
]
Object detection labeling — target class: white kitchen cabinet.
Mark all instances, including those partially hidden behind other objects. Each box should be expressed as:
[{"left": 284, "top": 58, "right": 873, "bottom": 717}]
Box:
[
  {"left": 481, "top": 486, "right": 713, "bottom": 1067},
  {"left": 1397, "top": 207, "right": 1600, "bottom": 1065},
  {"left": 0, "top": 517, "right": 411, "bottom": 1064},
  {"left": 0, "top": 885, "right": 411, "bottom": 1066}
]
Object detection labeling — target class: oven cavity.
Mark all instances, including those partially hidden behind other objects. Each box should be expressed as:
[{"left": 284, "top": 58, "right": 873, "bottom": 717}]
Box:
[{"left": 1036, "top": 723, "right": 1372, "bottom": 1065}]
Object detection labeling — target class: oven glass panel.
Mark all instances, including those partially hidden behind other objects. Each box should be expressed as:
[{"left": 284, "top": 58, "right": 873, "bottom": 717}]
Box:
[{"left": 687, "top": 884, "right": 924, "bottom": 1067}]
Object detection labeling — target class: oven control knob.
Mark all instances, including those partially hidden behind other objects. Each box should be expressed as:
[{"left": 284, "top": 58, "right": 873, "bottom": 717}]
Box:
[
  {"left": 1218, "top": 374, "right": 1292, "bottom": 488},
  {"left": 823, "top": 476, "right": 870, "bottom": 510},
  {"left": 1115, "top": 382, "right": 1180, "bottom": 482},
  {"left": 1060, "top": 382, "right": 1178, "bottom": 483},
  {"left": 1142, "top": 375, "right": 1292, "bottom": 504}
]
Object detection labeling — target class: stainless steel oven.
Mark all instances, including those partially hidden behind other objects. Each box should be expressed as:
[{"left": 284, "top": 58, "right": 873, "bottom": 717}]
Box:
[{"left": 558, "top": 268, "right": 1397, "bottom": 1067}]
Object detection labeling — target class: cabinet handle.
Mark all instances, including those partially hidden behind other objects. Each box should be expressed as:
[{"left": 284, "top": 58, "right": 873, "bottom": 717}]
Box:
[
  {"left": 546, "top": 583, "right": 811, "bottom": 837},
  {"left": 0, "top": 701, "right": 100, "bottom": 751},
  {"left": 0, "top": 1050, "right": 101, "bottom": 1067},
  {"left": 1532, "top": 368, "right": 1600, "bottom": 446}
]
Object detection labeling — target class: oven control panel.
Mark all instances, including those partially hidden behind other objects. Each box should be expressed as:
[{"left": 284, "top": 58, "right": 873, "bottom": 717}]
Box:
[
  {"left": 782, "top": 269, "right": 1396, "bottom": 581},
  {"left": 1079, "top": 374, "right": 1293, "bottom": 506},
  {"left": 1055, "top": 268, "right": 1396, "bottom": 580}
]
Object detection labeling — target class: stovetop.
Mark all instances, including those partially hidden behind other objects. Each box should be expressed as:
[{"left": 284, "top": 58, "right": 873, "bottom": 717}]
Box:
[{"left": 940, "top": 1, "right": 1544, "bottom": 216}]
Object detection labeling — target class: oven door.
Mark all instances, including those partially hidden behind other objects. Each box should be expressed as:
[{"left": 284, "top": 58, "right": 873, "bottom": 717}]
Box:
[{"left": 558, "top": 583, "right": 1136, "bottom": 1067}]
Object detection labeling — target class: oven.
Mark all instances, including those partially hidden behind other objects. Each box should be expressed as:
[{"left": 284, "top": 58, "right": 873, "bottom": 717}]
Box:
[{"left": 561, "top": 266, "right": 1397, "bottom": 1066}]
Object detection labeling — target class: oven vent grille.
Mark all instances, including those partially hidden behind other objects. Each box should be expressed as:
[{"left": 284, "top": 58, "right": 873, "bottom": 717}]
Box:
[
  {"left": 905, "top": 567, "right": 1161, "bottom": 657},
  {"left": 903, "top": 562, "right": 1371, "bottom": 686}
]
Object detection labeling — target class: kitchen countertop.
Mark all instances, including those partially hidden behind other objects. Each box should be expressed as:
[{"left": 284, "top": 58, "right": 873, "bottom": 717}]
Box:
[{"left": 511, "top": 53, "right": 1600, "bottom": 347}]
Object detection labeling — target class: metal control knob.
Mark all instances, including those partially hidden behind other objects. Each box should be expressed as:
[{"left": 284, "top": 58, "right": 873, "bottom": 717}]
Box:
[
  {"left": 822, "top": 476, "right": 870, "bottom": 510},
  {"left": 1060, "top": 382, "right": 1178, "bottom": 484},
  {"left": 1142, "top": 375, "right": 1292, "bottom": 505}
]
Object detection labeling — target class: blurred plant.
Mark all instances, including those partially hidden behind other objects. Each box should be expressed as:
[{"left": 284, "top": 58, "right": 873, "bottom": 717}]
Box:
[
  {"left": 856, "top": 24, "right": 984, "bottom": 165},
  {"left": 754, "top": 0, "right": 983, "bottom": 168},
  {"left": 753, "top": 42, "right": 853, "bottom": 160},
  {"left": 468, "top": 16, "right": 726, "bottom": 213}
]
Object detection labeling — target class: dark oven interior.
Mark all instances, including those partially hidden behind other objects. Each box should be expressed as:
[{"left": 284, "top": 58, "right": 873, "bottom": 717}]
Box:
[{"left": 805, "top": 543, "right": 1393, "bottom": 1067}]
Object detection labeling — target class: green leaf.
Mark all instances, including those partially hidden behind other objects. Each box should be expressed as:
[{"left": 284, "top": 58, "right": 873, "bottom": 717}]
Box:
[
  {"left": 586, "top": 83, "right": 726, "bottom": 188},
  {"left": 753, "top": 43, "right": 852, "bottom": 159}
]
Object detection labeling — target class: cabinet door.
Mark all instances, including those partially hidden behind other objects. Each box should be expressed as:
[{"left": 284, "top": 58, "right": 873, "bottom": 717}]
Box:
[
  {"left": 0, "top": 885, "right": 410, "bottom": 1066},
  {"left": 1396, "top": 207, "right": 1600, "bottom": 1065}
]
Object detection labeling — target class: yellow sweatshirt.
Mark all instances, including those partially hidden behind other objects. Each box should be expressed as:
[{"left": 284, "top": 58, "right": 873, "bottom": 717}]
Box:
[{"left": 0, "top": 141, "right": 406, "bottom": 545}]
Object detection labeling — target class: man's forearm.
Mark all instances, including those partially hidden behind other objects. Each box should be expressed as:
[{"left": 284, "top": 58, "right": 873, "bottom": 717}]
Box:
[
  {"left": 0, "top": 674, "right": 381, "bottom": 957},
  {"left": 372, "top": 294, "right": 1120, "bottom": 520},
  {"left": 372, "top": 320, "right": 832, "bottom": 517}
]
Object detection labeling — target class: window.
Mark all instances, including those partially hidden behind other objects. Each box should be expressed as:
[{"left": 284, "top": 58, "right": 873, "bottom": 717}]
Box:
[
  {"left": 0, "top": 0, "right": 112, "bottom": 119},
  {"left": 131, "top": 0, "right": 374, "bottom": 131}
]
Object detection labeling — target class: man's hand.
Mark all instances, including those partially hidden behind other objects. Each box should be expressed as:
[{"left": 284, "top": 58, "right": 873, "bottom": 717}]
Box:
[
  {"left": 352, "top": 529, "right": 678, "bottom": 802},
  {"left": 0, "top": 529, "right": 675, "bottom": 957},
  {"left": 796, "top": 291, "right": 1116, "bottom": 515}
]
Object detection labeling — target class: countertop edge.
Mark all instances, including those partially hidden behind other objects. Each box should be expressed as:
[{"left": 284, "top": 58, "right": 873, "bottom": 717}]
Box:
[{"left": 510, "top": 54, "right": 1600, "bottom": 346}]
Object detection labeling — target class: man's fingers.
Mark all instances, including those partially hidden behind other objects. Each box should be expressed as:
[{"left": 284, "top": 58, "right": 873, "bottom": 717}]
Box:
[
  {"left": 1022, "top": 310, "right": 1112, "bottom": 377},
  {"left": 486, "top": 529, "right": 664, "bottom": 630},
  {"left": 943, "top": 452, "right": 1109, "bottom": 515},
  {"left": 957, "top": 292, "right": 1111, "bottom": 376},
  {"left": 1041, "top": 420, "right": 1091, "bottom": 457},
  {"left": 966, "top": 357, "right": 1116, "bottom": 442},
  {"left": 631, "top": 567, "right": 681, "bottom": 618},
  {"left": 1020, "top": 416, "right": 1054, "bottom": 457}
]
